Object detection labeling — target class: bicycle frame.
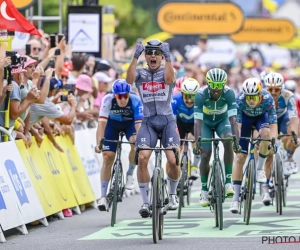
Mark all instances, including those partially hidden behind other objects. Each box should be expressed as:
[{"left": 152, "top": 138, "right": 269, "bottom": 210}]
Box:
[{"left": 243, "top": 140, "right": 257, "bottom": 195}]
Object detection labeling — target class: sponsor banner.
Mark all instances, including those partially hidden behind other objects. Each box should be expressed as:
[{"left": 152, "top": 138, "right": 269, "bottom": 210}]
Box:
[
  {"left": 75, "top": 129, "right": 101, "bottom": 200},
  {"left": 56, "top": 135, "right": 95, "bottom": 205},
  {"left": 0, "top": 159, "right": 24, "bottom": 231},
  {"left": 17, "top": 139, "right": 62, "bottom": 216},
  {"left": 157, "top": 2, "right": 244, "bottom": 34},
  {"left": 231, "top": 18, "right": 296, "bottom": 43},
  {"left": 0, "top": 141, "right": 45, "bottom": 224},
  {"left": 40, "top": 138, "right": 78, "bottom": 209}
]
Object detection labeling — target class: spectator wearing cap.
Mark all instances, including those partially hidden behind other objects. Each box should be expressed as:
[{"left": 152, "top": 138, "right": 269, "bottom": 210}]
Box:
[
  {"left": 61, "top": 67, "right": 69, "bottom": 85},
  {"left": 93, "top": 72, "right": 112, "bottom": 113},
  {"left": 0, "top": 57, "right": 40, "bottom": 142},
  {"left": 74, "top": 74, "right": 95, "bottom": 124}
]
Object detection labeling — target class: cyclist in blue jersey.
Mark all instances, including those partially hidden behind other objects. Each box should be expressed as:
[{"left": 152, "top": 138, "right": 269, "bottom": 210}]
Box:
[
  {"left": 95, "top": 79, "right": 143, "bottom": 211},
  {"left": 230, "top": 78, "right": 278, "bottom": 213},
  {"left": 171, "top": 78, "right": 201, "bottom": 180},
  {"left": 264, "top": 72, "right": 300, "bottom": 175}
]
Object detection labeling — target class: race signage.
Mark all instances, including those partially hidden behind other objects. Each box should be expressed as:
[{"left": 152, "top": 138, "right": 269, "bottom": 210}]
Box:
[
  {"left": 157, "top": 2, "right": 244, "bottom": 34},
  {"left": 230, "top": 18, "right": 296, "bottom": 43}
]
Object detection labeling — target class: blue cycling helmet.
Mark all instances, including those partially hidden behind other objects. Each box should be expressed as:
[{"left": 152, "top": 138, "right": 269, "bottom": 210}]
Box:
[{"left": 112, "top": 79, "right": 131, "bottom": 94}]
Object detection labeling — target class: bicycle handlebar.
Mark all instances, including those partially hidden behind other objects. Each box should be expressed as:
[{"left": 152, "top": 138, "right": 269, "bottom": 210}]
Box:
[
  {"left": 180, "top": 138, "right": 195, "bottom": 143},
  {"left": 195, "top": 135, "right": 239, "bottom": 153},
  {"left": 134, "top": 147, "right": 179, "bottom": 166},
  {"left": 239, "top": 136, "right": 276, "bottom": 151},
  {"left": 277, "top": 131, "right": 298, "bottom": 145}
]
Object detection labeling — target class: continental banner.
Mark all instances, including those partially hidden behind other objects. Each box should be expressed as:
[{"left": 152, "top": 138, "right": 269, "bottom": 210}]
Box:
[
  {"left": 56, "top": 135, "right": 95, "bottom": 205},
  {"left": 16, "top": 138, "right": 62, "bottom": 216}
]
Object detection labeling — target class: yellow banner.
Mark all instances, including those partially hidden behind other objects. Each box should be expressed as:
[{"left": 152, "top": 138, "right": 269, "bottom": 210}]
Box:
[
  {"left": 102, "top": 14, "right": 115, "bottom": 34},
  {"left": 38, "top": 138, "right": 78, "bottom": 210},
  {"left": 56, "top": 136, "right": 95, "bottom": 205},
  {"left": 16, "top": 139, "right": 62, "bottom": 216}
]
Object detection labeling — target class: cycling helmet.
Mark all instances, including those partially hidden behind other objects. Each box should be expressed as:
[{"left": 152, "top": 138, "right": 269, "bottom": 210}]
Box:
[
  {"left": 206, "top": 68, "right": 227, "bottom": 85},
  {"left": 260, "top": 70, "right": 269, "bottom": 82},
  {"left": 284, "top": 80, "right": 297, "bottom": 92},
  {"left": 175, "top": 76, "right": 188, "bottom": 90},
  {"left": 144, "top": 39, "right": 162, "bottom": 51},
  {"left": 264, "top": 72, "right": 284, "bottom": 88},
  {"left": 242, "top": 78, "right": 263, "bottom": 95},
  {"left": 112, "top": 79, "right": 131, "bottom": 94},
  {"left": 181, "top": 78, "right": 200, "bottom": 94}
]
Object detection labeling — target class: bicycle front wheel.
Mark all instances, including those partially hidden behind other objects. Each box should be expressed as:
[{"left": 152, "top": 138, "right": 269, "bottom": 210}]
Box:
[
  {"left": 178, "top": 155, "right": 187, "bottom": 219},
  {"left": 244, "top": 159, "right": 254, "bottom": 225},
  {"left": 152, "top": 168, "right": 160, "bottom": 244},
  {"left": 111, "top": 162, "right": 121, "bottom": 227},
  {"left": 275, "top": 154, "right": 283, "bottom": 215},
  {"left": 214, "top": 162, "right": 223, "bottom": 230}
]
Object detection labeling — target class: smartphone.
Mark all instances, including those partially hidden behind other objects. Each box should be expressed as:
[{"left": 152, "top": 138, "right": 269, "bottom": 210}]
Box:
[
  {"left": 58, "top": 34, "right": 64, "bottom": 43},
  {"left": 50, "top": 35, "right": 56, "bottom": 48},
  {"left": 55, "top": 49, "right": 61, "bottom": 56},
  {"left": 52, "top": 70, "right": 56, "bottom": 78},
  {"left": 25, "top": 44, "right": 31, "bottom": 56}
]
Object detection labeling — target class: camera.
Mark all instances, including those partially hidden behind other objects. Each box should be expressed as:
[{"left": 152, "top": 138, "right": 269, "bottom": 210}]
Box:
[
  {"left": 60, "top": 84, "right": 75, "bottom": 102},
  {"left": 6, "top": 51, "right": 27, "bottom": 66}
]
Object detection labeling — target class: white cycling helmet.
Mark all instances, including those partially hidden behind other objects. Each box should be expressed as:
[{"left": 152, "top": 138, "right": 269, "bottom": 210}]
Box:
[
  {"left": 264, "top": 72, "right": 284, "bottom": 88},
  {"left": 181, "top": 78, "right": 200, "bottom": 95},
  {"left": 242, "top": 77, "right": 263, "bottom": 95},
  {"left": 284, "top": 80, "right": 296, "bottom": 92},
  {"left": 260, "top": 70, "right": 269, "bottom": 82}
]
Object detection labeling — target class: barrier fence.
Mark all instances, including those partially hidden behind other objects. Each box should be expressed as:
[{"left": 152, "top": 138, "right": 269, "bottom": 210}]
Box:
[{"left": 0, "top": 127, "right": 134, "bottom": 243}]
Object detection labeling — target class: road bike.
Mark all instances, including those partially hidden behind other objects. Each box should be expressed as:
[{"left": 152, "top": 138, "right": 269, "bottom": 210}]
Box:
[
  {"left": 135, "top": 134, "right": 179, "bottom": 244},
  {"left": 239, "top": 131, "right": 275, "bottom": 225},
  {"left": 177, "top": 134, "right": 194, "bottom": 219},
  {"left": 99, "top": 132, "right": 135, "bottom": 227},
  {"left": 269, "top": 131, "right": 298, "bottom": 215},
  {"left": 195, "top": 132, "right": 238, "bottom": 230}
]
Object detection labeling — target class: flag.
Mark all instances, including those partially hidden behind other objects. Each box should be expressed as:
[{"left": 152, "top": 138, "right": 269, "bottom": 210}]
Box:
[{"left": 0, "top": 0, "right": 41, "bottom": 37}]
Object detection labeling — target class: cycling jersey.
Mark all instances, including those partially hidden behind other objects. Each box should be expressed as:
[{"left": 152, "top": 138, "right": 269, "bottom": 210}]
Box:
[
  {"left": 194, "top": 86, "right": 237, "bottom": 122},
  {"left": 135, "top": 67, "right": 175, "bottom": 117},
  {"left": 99, "top": 93, "right": 143, "bottom": 124},
  {"left": 171, "top": 92, "right": 194, "bottom": 123},
  {"left": 236, "top": 89, "right": 277, "bottom": 124},
  {"left": 274, "top": 89, "right": 298, "bottom": 118}
]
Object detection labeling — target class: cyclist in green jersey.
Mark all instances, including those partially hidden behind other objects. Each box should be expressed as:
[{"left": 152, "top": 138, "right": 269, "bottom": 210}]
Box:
[{"left": 193, "top": 68, "right": 240, "bottom": 207}]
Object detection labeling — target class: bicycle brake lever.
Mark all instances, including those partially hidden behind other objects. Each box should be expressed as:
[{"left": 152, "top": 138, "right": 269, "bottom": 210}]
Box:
[
  {"left": 291, "top": 131, "right": 298, "bottom": 145},
  {"left": 134, "top": 147, "right": 140, "bottom": 165},
  {"left": 98, "top": 137, "right": 105, "bottom": 150},
  {"left": 172, "top": 147, "right": 179, "bottom": 166}
]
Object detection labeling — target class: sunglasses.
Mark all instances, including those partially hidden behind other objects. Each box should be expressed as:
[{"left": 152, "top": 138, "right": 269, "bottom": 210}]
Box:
[
  {"left": 208, "top": 82, "right": 224, "bottom": 89},
  {"left": 183, "top": 93, "right": 195, "bottom": 100},
  {"left": 61, "top": 76, "right": 69, "bottom": 80},
  {"left": 33, "top": 47, "right": 41, "bottom": 52},
  {"left": 145, "top": 50, "right": 163, "bottom": 56},
  {"left": 115, "top": 93, "right": 130, "bottom": 100},
  {"left": 267, "top": 87, "right": 281, "bottom": 93},
  {"left": 246, "top": 95, "right": 260, "bottom": 101}
]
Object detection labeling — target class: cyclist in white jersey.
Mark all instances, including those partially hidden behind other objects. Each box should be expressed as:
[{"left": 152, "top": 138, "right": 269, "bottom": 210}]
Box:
[{"left": 126, "top": 39, "right": 181, "bottom": 218}]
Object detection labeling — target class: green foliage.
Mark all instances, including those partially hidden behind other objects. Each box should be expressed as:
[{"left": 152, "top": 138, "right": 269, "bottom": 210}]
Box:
[{"left": 29, "top": 0, "right": 160, "bottom": 46}]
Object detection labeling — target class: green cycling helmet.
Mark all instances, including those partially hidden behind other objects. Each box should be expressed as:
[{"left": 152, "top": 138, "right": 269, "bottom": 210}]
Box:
[{"left": 206, "top": 68, "right": 227, "bottom": 89}]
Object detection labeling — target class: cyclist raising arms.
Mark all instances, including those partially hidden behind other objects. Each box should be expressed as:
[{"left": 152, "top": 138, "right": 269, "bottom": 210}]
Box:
[
  {"left": 230, "top": 78, "right": 277, "bottom": 213},
  {"left": 265, "top": 73, "right": 300, "bottom": 175},
  {"left": 95, "top": 79, "right": 143, "bottom": 211},
  {"left": 193, "top": 68, "right": 239, "bottom": 207},
  {"left": 171, "top": 78, "right": 201, "bottom": 179},
  {"left": 126, "top": 39, "right": 181, "bottom": 218}
]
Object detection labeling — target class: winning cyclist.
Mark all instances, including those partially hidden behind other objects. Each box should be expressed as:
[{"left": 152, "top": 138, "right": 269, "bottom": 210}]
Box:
[
  {"left": 230, "top": 78, "right": 277, "bottom": 213},
  {"left": 95, "top": 79, "right": 143, "bottom": 211},
  {"left": 126, "top": 39, "right": 181, "bottom": 218},
  {"left": 171, "top": 78, "right": 201, "bottom": 180},
  {"left": 265, "top": 73, "right": 300, "bottom": 175},
  {"left": 193, "top": 68, "right": 239, "bottom": 207}
]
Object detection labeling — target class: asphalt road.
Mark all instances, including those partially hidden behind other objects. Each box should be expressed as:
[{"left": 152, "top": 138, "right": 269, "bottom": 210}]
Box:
[{"left": 3, "top": 168, "right": 300, "bottom": 250}]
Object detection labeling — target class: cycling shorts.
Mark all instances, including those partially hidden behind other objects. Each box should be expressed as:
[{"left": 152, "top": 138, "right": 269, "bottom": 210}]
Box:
[
  {"left": 239, "top": 112, "right": 269, "bottom": 154},
  {"left": 103, "top": 119, "right": 136, "bottom": 152},
  {"left": 177, "top": 118, "right": 194, "bottom": 144},
  {"left": 201, "top": 117, "right": 232, "bottom": 150},
  {"left": 136, "top": 114, "right": 180, "bottom": 148},
  {"left": 277, "top": 112, "right": 290, "bottom": 134}
]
